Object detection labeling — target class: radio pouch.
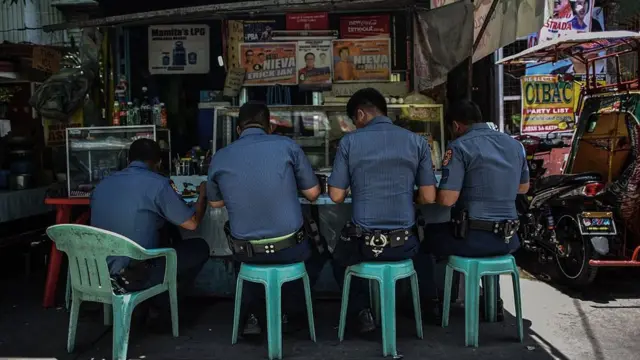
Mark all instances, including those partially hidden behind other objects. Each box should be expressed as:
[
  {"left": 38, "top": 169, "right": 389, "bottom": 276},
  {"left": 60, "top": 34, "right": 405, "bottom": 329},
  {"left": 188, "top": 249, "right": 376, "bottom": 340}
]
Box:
[{"left": 451, "top": 209, "right": 469, "bottom": 240}]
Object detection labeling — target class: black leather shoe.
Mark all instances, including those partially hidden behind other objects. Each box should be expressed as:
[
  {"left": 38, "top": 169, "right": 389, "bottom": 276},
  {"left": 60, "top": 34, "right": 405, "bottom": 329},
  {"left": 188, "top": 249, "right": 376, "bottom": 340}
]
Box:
[
  {"left": 496, "top": 299, "right": 504, "bottom": 322},
  {"left": 242, "top": 313, "right": 262, "bottom": 336},
  {"left": 422, "top": 298, "right": 442, "bottom": 326},
  {"left": 357, "top": 308, "right": 376, "bottom": 334}
]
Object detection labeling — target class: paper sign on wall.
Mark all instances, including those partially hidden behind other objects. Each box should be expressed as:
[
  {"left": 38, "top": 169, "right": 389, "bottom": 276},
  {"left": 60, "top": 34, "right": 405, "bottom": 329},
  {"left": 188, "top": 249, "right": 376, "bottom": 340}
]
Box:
[
  {"left": 240, "top": 42, "right": 298, "bottom": 86},
  {"left": 32, "top": 46, "right": 61, "bottom": 74},
  {"left": 148, "top": 25, "right": 210, "bottom": 74},
  {"left": 339, "top": 15, "right": 390, "bottom": 38},
  {"left": 223, "top": 67, "right": 246, "bottom": 97},
  {"left": 297, "top": 40, "right": 332, "bottom": 91},
  {"left": 332, "top": 39, "right": 390, "bottom": 83}
]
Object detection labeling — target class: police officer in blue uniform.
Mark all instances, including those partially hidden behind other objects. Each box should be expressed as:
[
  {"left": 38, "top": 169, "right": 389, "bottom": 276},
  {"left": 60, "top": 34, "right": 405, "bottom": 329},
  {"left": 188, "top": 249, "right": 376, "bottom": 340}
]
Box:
[
  {"left": 422, "top": 100, "right": 529, "bottom": 320},
  {"left": 91, "top": 139, "right": 210, "bottom": 326},
  {"left": 328, "top": 88, "right": 438, "bottom": 333},
  {"left": 207, "top": 101, "right": 324, "bottom": 336}
]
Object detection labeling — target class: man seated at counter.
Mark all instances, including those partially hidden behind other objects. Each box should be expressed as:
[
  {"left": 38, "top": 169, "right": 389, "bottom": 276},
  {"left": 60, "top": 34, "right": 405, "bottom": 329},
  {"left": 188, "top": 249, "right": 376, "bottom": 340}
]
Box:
[
  {"left": 421, "top": 100, "right": 527, "bottom": 321},
  {"left": 327, "top": 88, "right": 439, "bottom": 333},
  {"left": 207, "top": 101, "right": 325, "bottom": 336},
  {"left": 91, "top": 138, "right": 210, "bottom": 327}
]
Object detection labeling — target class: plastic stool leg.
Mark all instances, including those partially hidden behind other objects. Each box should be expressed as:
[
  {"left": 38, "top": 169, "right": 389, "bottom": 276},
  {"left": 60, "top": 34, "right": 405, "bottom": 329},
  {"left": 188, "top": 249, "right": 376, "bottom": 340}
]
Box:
[
  {"left": 409, "top": 272, "right": 424, "bottom": 339},
  {"left": 103, "top": 304, "right": 112, "bottom": 326},
  {"left": 302, "top": 273, "right": 317, "bottom": 342},
  {"left": 168, "top": 282, "right": 180, "bottom": 337},
  {"left": 512, "top": 271, "right": 524, "bottom": 342},
  {"left": 231, "top": 277, "right": 244, "bottom": 345},
  {"left": 379, "top": 279, "right": 397, "bottom": 357},
  {"left": 464, "top": 273, "right": 480, "bottom": 347},
  {"left": 338, "top": 272, "right": 352, "bottom": 342},
  {"left": 265, "top": 281, "right": 283, "bottom": 360},
  {"left": 370, "top": 279, "right": 381, "bottom": 326},
  {"left": 484, "top": 275, "right": 498, "bottom": 322},
  {"left": 442, "top": 265, "right": 454, "bottom": 328},
  {"left": 112, "top": 296, "right": 134, "bottom": 360},
  {"left": 65, "top": 270, "right": 71, "bottom": 311},
  {"left": 66, "top": 292, "right": 81, "bottom": 353}
]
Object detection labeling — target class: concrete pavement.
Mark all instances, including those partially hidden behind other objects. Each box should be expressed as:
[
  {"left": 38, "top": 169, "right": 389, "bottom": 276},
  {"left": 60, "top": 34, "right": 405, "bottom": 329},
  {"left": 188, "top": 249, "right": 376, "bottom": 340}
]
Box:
[{"left": 1, "top": 269, "right": 639, "bottom": 360}]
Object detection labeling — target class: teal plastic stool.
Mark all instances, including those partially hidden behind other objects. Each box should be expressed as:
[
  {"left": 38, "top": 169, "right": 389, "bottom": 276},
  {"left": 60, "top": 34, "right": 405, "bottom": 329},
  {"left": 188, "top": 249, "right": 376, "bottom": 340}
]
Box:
[
  {"left": 231, "top": 262, "right": 316, "bottom": 360},
  {"left": 441, "top": 255, "right": 524, "bottom": 347},
  {"left": 338, "top": 260, "right": 423, "bottom": 357}
]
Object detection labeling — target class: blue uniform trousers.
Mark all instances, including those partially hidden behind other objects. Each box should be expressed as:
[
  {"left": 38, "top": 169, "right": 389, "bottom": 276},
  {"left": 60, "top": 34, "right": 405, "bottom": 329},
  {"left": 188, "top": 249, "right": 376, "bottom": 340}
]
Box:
[
  {"left": 119, "top": 237, "right": 210, "bottom": 310},
  {"left": 417, "top": 222, "right": 520, "bottom": 300}
]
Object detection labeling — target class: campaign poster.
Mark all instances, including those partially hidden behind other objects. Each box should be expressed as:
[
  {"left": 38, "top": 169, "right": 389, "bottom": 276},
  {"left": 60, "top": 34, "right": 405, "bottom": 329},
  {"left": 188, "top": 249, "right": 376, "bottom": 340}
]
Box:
[
  {"left": 243, "top": 20, "right": 277, "bottom": 42},
  {"left": 520, "top": 75, "right": 580, "bottom": 135},
  {"left": 148, "top": 25, "right": 210, "bottom": 74},
  {"left": 239, "top": 42, "right": 298, "bottom": 86},
  {"left": 339, "top": 15, "right": 390, "bottom": 39},
  {"left": 297, "top": 40, "right": 332, "bottom": 91},
  {"left": 526, "top": 3, "right": 606, "bottom": 76},
  {"left": 286, "top": 12, "right": 328, "bottom": 30},
  {"left": 332, "top": 39, "right": 391, "bottom": 83},
  {"left": 538, "top": 0, "right": 595, "bottom": 42}
]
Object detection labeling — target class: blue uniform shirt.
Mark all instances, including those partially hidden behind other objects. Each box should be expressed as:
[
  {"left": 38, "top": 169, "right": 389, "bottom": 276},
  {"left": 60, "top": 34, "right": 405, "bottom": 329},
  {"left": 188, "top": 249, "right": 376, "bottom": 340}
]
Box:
[
  {"left": 208, "top": 128, "right": 318, "bottom": 240},
  {"left": 91, "top": 161, "right": 195, "bottom": 274},
  {"left": 438, "top": 123, "right": 529, "bottom": 221},
  {"left": 329, "top": 116, "right": 437, "bottom": 230}
]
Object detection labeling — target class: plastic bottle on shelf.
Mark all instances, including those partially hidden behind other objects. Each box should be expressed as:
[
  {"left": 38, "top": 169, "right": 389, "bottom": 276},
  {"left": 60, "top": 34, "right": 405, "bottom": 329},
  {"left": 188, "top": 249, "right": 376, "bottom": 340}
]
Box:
[
  {"left": 120, "top": 102, "right": 128, "bottom": 126},
  {"left": 112, "top": 101, "right": 120, "bottom": 126},
  {"left": 128, "top": 101, "right": 137, "bottom": 125},
  {"left": 140, "top": 87, "right": 151, "bottom": 125},
  {"left": 160, "top": 103, "right": 167, "bottom": 128}
]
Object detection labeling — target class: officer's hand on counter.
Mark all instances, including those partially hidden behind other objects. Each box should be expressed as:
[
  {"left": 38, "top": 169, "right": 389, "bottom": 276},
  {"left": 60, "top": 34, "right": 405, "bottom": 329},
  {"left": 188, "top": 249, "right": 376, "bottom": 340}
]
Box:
[{"left": 179, "top": 182, "right": 209, "bottom": 231}]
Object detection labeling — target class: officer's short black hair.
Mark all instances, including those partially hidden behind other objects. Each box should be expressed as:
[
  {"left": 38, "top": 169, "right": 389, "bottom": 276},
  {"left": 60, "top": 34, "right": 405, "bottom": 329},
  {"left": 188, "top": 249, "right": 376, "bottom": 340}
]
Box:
[
  {"left": 446, "top": 99, "right": 483, "bottom": 125},
  {"left": 238, "top": 101, "right": 270, "bottom": 131},
  {"left": 129, "top": 138, "right": 161, "bottom": 164},
  {"left": 346, "top": 88, "right": 388, "bottom": 120}
]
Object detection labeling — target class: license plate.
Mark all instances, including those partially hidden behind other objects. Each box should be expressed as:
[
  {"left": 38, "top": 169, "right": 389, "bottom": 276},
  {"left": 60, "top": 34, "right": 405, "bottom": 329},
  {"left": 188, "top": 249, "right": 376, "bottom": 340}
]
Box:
[{"left": 577, "top": 212, "right": 617, "bottom": 235}]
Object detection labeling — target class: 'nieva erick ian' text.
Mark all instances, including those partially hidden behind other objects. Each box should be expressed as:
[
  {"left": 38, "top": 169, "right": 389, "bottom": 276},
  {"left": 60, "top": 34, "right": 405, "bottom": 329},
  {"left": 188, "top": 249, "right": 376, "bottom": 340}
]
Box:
[{"left": 353, "top": 55, "right": 389, "bottom": 70}]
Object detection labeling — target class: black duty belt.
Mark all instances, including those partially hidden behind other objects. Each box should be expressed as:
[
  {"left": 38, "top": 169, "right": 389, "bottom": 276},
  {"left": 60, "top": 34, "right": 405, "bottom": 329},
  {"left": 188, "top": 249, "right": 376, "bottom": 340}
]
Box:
[
  {"left": 469, "top": 219, "right": 519, "bottom": 242},
  {"left": 224, "top": 222, "right": 305, "bottom": 257},
  {"left": 341, "top": 222, "right": 414, "bottom": 257}
]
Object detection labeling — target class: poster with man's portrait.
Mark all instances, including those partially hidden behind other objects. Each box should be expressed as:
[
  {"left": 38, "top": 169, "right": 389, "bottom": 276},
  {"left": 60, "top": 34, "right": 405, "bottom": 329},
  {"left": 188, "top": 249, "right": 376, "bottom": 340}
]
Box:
[
  {"left": 526, "top": 2, "right": 606, "bottom": 76},
  {"left": 296, "top": 40, "right": 332, "bottom": 91}
]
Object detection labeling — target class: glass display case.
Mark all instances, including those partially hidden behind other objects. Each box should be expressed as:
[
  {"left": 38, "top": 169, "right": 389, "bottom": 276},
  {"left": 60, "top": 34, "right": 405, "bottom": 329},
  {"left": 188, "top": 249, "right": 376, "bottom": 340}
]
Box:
[
  {"left": 213, "top": 104, "right": 445, "bottom": 169},
  {"left": 65, "top": 125, "right": 157, "bottom": 198}
]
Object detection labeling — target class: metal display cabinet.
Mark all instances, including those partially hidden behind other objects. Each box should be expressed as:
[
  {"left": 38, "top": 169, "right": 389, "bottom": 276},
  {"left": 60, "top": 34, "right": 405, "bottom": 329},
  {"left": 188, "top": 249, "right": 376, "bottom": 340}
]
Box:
[{"left": 65, "top": 125, "right": 157, "bottom": 198}]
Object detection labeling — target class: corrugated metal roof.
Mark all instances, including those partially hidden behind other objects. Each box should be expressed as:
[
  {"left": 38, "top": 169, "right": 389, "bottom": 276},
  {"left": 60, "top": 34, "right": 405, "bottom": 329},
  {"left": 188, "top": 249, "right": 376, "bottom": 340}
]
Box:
[
  {"left": 0, "top": 0, "right": 70, "bottom": 45},
  {"left": 44, "top": 0, "right": 410, "bottom": 31}
]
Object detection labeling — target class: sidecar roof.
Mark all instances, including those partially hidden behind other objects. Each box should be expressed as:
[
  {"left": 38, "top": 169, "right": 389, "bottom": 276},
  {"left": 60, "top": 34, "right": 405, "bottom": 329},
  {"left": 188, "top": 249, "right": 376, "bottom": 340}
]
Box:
[{"left": 498, "top": 31, "right": 640, "bottom": 66}]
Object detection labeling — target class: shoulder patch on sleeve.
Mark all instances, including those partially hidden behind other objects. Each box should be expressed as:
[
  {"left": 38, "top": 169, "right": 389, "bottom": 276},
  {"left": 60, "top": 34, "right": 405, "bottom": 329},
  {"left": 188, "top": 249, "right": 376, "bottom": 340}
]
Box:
[
  {"left": 169, "top": 179, "right": 181, "bottom": 195},
  {"left": 442, "top": 149, "right": 453, "bottom": 166}
]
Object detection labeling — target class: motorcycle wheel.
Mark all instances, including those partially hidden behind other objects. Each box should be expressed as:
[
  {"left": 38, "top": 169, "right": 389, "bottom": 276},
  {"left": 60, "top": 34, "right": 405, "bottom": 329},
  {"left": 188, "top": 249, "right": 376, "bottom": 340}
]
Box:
[{"left": 554, "top": 214, "right": 599, "bottom": 287}]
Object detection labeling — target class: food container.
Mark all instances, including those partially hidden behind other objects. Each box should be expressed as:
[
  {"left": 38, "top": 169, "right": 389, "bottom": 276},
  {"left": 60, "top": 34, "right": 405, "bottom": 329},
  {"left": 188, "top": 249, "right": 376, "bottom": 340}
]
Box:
[{"left": 9, "top": 173, "right": 32, "bottom": 190}]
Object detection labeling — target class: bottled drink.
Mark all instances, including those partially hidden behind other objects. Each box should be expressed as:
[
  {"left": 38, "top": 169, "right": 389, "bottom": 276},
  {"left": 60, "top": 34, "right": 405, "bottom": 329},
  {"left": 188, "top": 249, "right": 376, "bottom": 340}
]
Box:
[
  {"left": 127, "top": 101, "right": 137, "bottom": 125},
  {"left": 140, "top": 86, "right": 151, "bottom": 125},
  {"left": 119, "top": 102, "right": 128, "bottom": 126},
  {"left": 160, "top": 103, "right": 167, "bottom": 128},
  {"left": 112, "top": 101, "right": 120, "bottom": 126},
  {"left": 152, "top": 104, "right": 161, "bottom": 126}
]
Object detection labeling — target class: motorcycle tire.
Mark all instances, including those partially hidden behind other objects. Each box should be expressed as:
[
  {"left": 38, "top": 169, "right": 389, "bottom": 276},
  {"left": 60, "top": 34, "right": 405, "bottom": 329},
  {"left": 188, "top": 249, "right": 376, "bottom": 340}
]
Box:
[{"left": 553, "top": 214, "right": 599, "bottom": 287}]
